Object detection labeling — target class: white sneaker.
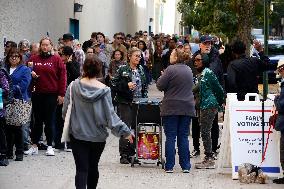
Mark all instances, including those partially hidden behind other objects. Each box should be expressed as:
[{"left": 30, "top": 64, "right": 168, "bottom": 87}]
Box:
[
  {"left": 24, "top": 146, "right": 38, "bottom": 155},
  {"left": 64, "top": 148, "right": 72, "bottom": 152},
  {"left": 46, "top": 146, "right": 55, "bottom": 156},
  {"left": 64, "top": 142, "right": 72, "bottom": 152}
]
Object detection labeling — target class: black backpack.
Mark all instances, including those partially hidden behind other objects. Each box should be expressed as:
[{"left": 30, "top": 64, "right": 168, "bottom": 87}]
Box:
[{"left": 0, "top": 68, "right": 14, "bottom": 105}]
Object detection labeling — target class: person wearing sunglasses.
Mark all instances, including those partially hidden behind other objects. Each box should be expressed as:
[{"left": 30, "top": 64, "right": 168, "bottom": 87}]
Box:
[
  {"left": 192, "top": 52, "right": 224, "bottom": 169},
  {"left": 191, "top": 35, "right": 224, "bottom": 160},
  {"left": 111, "top": 33, "right": 127, "bottom": 62},
  {"left": 4, "top": 47, "right": 32, "bottom": 161}
]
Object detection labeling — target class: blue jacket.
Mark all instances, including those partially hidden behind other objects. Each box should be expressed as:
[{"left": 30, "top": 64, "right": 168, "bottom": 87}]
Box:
[{"left": 10, "top": 64, "right": 32, "bottom": 101}]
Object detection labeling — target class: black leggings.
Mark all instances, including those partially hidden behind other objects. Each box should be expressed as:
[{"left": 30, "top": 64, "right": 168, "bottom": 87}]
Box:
[
  {"left": 0, "top": 118, "right": 7, "bottom": 155},
  {"left": 70, "top": 135, "right": 105, "bottom": 189},
  {"left": 31, "top": 93, "right": 57, "bottom": 146},
  {"left": 6, "top": 125, "right": 23, "bottom": 156}
]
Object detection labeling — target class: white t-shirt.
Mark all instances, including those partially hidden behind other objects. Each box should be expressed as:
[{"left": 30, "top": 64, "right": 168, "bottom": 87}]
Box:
[{"left": 10, "top": 67, "right": 16, "bottom": 75}]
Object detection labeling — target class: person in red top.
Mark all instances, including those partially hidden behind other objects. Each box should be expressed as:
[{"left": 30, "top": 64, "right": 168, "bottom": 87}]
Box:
[{"left": 24, "top": 37, "right": 66, "bottom": 156}]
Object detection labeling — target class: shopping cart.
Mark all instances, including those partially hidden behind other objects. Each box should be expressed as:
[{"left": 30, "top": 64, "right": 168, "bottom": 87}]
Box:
[{"left": 130, "top": 98, "right": 165, "bottom": 169}]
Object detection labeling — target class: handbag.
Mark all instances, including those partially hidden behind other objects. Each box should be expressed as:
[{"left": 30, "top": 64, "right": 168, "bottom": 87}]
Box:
[
  {"left": 61, "top": 82, "right": 74, "bottom": 143},
  {"left": 5, "top": 86, "right": 32, "bottom": 126}
]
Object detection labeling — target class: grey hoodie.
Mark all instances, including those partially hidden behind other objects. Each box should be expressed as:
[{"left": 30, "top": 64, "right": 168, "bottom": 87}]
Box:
[{"left": 62, "top": 79, "right": 131, "bottom": 142}]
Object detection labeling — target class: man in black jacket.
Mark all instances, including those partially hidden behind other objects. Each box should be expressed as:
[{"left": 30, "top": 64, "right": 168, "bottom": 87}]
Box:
[
  {"left": 227, "top": 39, "right": 266, "bottom": 101},
  {"left": 54, "top": 46, "right": 80, "bottom": 150}
]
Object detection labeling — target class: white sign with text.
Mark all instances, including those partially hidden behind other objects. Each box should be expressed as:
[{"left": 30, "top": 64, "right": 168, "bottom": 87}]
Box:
[{"left": 227, "top": 93, "right": 282, "bottom": 179}]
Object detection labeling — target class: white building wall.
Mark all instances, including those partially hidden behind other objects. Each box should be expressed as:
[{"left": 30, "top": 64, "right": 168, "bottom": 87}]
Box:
[
  {"left": 79, "top": 0, "right": 128, "bottom": 42},
  {"left": 0, "top": 0, "right": 181, "bottom": 55},
  {"left": 0, "top": 0, "right": 73, "bottom": 56}
]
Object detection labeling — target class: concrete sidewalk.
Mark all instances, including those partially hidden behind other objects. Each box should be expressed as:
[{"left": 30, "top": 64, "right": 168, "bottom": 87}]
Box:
[{"left": 0, "top": 84, "right": 282, "bottom": 189}]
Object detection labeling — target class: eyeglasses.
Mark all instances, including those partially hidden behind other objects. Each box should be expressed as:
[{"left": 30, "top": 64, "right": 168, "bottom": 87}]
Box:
[
  {"left": 134, "top": 54, "right": 142, "bottom": 58},
  {"left": 143, "top": 35, "right": 148, "bottom": 37},
  {"left": 10, "top": 55, "right": 20, "bottom": 59},
  {"left": 194, "top": 58, "right": 203, "bottom": 62},
  {"left": 278, "top": 66, "right": 284, "bottom": 72},
  {"left": 116, "top": 37, "right": 123, "bottom": 40}
]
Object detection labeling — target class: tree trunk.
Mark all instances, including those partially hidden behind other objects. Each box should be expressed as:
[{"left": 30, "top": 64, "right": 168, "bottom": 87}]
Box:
[{"left": 237, "top": 0, "right": 256, "bottom": 56}]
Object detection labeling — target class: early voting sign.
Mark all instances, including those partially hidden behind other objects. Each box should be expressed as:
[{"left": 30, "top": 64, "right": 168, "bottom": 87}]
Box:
[{"left": 227, "top": 93, "right": 282, "bottom": 179}]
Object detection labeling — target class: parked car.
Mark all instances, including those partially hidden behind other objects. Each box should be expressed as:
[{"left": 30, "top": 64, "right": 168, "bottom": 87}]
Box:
[{"left": 267, "top": 40, "right": 284, "bottom": 83}]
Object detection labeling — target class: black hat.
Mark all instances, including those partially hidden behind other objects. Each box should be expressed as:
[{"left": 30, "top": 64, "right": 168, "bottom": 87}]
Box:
[
  {"left": 62, "top": 46, "right": 73, "bottom": 56},
  {"left": 63, "top": 33, "right": 74, "bottom": 41}
]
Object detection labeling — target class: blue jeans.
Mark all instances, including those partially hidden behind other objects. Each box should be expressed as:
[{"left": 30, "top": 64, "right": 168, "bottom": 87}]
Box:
[
  {"left": 22, "top": 122, "right": 30, "bottom": 147},
  {"left": 163, "top": 115, "right": 191, "bottom": 170}
]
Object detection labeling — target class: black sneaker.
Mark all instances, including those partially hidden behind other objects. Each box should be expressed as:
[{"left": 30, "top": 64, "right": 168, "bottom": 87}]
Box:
[
  {"left": 15, "top": 154, "right": 23, "bottom": 161},
  {"left": 7, "top": 155, "right": 14, "bottom": 160},
  {"left": 190, "top": 150, "right": 200, "bottom": 158},
  {"left": 273, "top": 177, "right": 284, "bottom": 184},
  {"left": 120, "top": 156, "right": 130, "bottom": 164},
  {"left": 0, "top": 158, "right": 9, "bottom": 166},
  {"left": 212, "top": 152, "right": 218, "bottom": 160},
  {"left": 38, "top": 142, "right": 48, "bottom": 150}
]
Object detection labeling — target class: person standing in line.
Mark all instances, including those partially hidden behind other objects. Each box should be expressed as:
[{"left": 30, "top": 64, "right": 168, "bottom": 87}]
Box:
[
  {"left": 24, "top": 37, "right": 66, "bottom": 156},
  {"left": 54, "top": 46, "right": 80, "bottom": 151},
  {"left": 226, "top": 39, "right": 267, "bottom": 100},
  {"left": 0, "top": 41, "right": 17, "bottom": 68},
  {"left": 0, "top": 68, "right": 10, "bottom": 166},
  {"left": 5, "top": 48, "right": 31, "bottom": 161},
  {"left": 62, "top": 33, "right": 85, "bottom": 72},
  {"left": 111, "top": 33, "right": 128, "bottom": 62},
  {"left": 271, "top": 59, "right": 284, "bottom": 184},
  {"left": 111, "top": 47, "right": 148, "bottom": 164},
  {"left": 152, "top": 40, "right": 163, "bottom": 81},
  {"left": 18, "top": 39, "right": 31, "bottom": 64},
  {"left": 193, "top": 52, "right": 224, "bottom": 169},
  {"left": 156, "top": 48, "right": 195, "bottom": 173},
  {"left": 191, "top": 35, "right": 224, "bottom": 159},
  {"left": 62, "top": 54, "right": 133, "bottom": 188}
]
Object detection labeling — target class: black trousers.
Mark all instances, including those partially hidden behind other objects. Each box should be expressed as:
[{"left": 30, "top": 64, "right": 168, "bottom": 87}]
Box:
[
  {"left": 31, "top": 93, "right": 57, "bottom": 146},
  {"left": 70, "top": 135, "right": 105, "bottom": 189},
  {"left": 54, "top": 104, "right": 64, "bottom": 149},
  {"left": 281, "top": 131, "right": 284, "bottom": 171},
  {"left": 0, "top": 117, "right": 7, "bottom": 155},
  {"left": 6, "top": 125, "right": 23, "bottom": 156},
  {"left": 191, "top": 117, "right": 200, "bottom": 151},
  {"left": 117, "top": 103, "right": 135, "bottom": 157},
  {"left": 192, "top": 114, "right": 219, "bottom": 152}
]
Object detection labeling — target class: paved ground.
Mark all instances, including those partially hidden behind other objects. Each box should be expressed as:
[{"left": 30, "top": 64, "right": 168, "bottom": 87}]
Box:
[{"left": 0, "top": 84, "right": 283, "bottom": 189}]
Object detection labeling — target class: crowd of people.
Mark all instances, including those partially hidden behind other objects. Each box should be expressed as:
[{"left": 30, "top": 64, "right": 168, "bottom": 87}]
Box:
[{"left": 0, "top": 29, "right": 283, "bottom": 188}]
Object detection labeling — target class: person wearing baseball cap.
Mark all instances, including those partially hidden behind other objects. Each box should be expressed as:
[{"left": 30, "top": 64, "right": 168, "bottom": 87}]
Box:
[
  {"left": 177, "top": 41, "right": 184, "bottom": 50},
  {"left": 199, "top": 35, "right": 212, "bottom": 54},
  {"left": 63, "top": 33, "right": 74, "bottom": 42},
  {"left": 276, "top": 59, "right": 284, "bottom": 75},
  {"left": 62, "top": 33, "right": 85, "bottom": 72},
  {"left": 273, "top": 58, "right": 284, "bottom": 184},
  {"left": 190, "top": 35, "right": 224, "bottom": 160}
]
